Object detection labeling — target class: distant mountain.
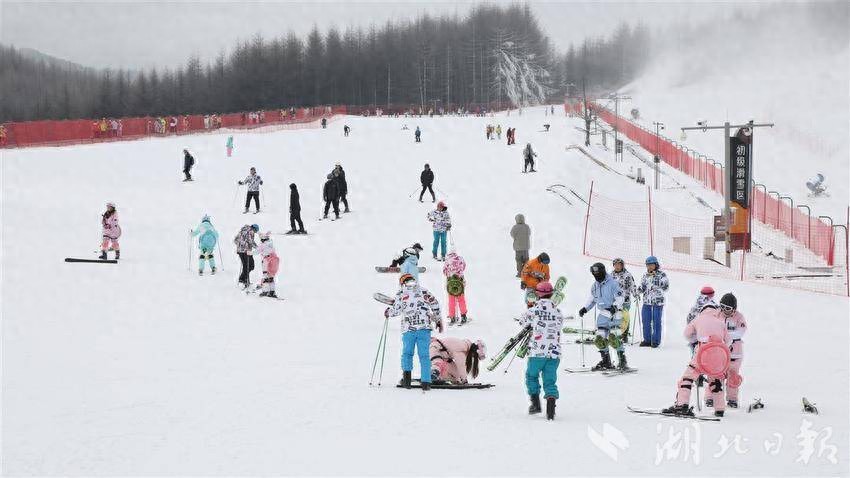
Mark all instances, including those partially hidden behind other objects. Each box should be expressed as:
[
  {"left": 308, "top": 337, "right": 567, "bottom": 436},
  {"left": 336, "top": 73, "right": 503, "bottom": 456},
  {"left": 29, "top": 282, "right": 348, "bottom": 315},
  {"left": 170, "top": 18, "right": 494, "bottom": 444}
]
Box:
[{"left": 10, "top": 46, "right": 94, "bottom": 73}]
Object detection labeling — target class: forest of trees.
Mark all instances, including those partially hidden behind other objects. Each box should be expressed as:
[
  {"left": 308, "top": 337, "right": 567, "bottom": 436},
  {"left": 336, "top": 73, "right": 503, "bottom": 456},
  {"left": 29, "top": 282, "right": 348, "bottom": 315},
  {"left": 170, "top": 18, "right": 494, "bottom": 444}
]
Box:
[{"left": 0, "top": 4, "right": 651, "bottom": 122}]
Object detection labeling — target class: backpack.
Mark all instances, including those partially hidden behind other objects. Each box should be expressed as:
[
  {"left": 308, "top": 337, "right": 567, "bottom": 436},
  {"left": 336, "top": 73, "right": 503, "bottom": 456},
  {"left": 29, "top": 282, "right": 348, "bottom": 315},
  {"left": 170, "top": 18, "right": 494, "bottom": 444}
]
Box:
[{"left": 446, "top": 274, "right": 465, "bottom": 297}]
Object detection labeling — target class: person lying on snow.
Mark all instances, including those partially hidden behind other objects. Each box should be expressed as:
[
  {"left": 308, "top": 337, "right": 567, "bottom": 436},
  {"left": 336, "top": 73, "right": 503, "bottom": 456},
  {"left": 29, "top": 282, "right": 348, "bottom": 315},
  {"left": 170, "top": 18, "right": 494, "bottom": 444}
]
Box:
[{"left": 429, "top": 337, "right": 486, "bottom": 384}]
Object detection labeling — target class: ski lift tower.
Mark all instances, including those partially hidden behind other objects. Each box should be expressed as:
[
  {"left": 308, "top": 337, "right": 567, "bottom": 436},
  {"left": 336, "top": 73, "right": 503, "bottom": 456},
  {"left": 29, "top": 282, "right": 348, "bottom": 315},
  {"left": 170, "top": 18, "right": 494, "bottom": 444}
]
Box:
[{"left": 609, "top": 92, "right": 631, "bottom": 162}]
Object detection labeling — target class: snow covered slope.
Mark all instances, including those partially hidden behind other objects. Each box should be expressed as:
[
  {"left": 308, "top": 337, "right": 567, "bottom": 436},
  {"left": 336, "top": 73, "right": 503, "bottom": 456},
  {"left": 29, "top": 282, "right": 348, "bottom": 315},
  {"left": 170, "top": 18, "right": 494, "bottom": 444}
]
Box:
[{"left": 1, "top": 107, "right": 848, "bottom": 475}]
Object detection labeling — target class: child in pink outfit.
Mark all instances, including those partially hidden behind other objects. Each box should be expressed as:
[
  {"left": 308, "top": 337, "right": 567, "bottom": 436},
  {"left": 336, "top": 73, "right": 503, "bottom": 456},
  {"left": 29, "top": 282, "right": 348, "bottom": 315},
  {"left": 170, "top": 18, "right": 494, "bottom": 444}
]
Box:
[
  {"left": 720, "top": 294, "right": 747, "bottom": 408},
  {"left": 99, "top": 202, "right": 121, "bottom": 260},
  {"left": 429, "top": 336, "right": 486, "bottom": 384},
  {"left": 443, "top": 251, "right": 468, "bottom": 325}
]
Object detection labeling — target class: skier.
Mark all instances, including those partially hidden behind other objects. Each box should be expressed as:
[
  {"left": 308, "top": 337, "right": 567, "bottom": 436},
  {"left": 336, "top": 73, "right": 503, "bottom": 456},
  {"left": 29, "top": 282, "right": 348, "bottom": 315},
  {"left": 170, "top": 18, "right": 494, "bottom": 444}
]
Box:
[
  {"left": 578, "top": 263, "right": 628, "bottom": 371},
  {"left": 414, "top": 126, "right": 421, "bottom": 143},
  {"left": 99, "top": 202, "right": 121, "bottom": 260},
  {"left": 332, "top": 164, "right": 350, "bottom": 213},
  {"left": 321, "top": 118, "right": 327, "bottom": 129},
  {"left": 384, "top": 273, "right": 444, "bottom": 391},
  {"left": 255, "top": 232, "right": 280, "bottom": 298},
  {"left": 427, "top": 201, "right": 451, "bottom": 260},
  {"left": 226, "top": 136, "right": 234, "bottom": 157},
  {"left": 611, "top": 258, "right": 636, "bottom": 342},
  {"left": 429, "top": 337, "right": 486, "bottom": 384},
  {"left": 520, "top": 252, "right": 550, "bottom": 291},
  {"left": 496, "top": 124, "right": 502, "bottom": 139},
  {"left": 322, "top": 173, "right": 340, "bottom": 219},
  {"left": 190, "top": 214, "right": 219, "bottom": 275},
  {"left": 506, "top": 127, "right": 512, "bottom": 145},
  {"left": 419, "top": 164, "right": 435, "bottom": 202},
  {"left": 719, "top": 293, "right": 746, "bottom": 408},
  {"left": 637, "top": 256, "right": 669, "bottom": 348},
  {"left": 523, "top": 143, "right": 537, "bottom": 173},
  {"left": 389, "top": 243, "right": 423, "bottom": 268},
  {"left": 182, "top": 149, "right": 195, "bottom": 181},
  {"left": 521, "top": 281, "right": 564, "bottom": 420},
  {"left": 443, "top": 250, "right": 468, "bottom": 325},
  {"left": 238, "top": 167, "right": 263, "bottom": 214},
  {"left": 662, "top": 303, "right": 730, "bottom": 417},
  {"left": 510, "top": 214, "right": 531, "bottom": 278},
  {"left": 343, "top": 125, "right": 350, "bottom": 137},
  {"left": 234, "top": 224, "right": 259, "bottom": 288},
  {"left": 287, "top": 183, "right": 306, "bottom": 234}
]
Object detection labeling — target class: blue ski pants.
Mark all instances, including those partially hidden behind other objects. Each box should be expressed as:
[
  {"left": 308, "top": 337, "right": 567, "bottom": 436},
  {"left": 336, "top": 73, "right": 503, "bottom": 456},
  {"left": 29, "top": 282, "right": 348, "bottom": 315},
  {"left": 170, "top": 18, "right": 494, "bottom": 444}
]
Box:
[
  {"left": 401, "top": 329, "right": 432, "bottom": 383},
  {"left": 526, "top": 357, "right": 560, "bottom": 398},
  {"left": 432, "top": 231, "right": 447, "bottom": 258},
  {"left": 642, "top": 304, "right": 664, "bottom": 346}
]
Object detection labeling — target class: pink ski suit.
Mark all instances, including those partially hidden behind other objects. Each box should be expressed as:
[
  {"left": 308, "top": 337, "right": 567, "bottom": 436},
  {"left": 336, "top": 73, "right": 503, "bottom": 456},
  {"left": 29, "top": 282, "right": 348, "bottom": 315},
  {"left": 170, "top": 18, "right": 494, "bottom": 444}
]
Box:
[
  {"left": 725, "top": 311, "right": 747, "bottom": 401},
  {"left": 443, "top": 252, "right": 467, "bottom": 318},
  {"left": 430, "top": 337, "right": 475, "bottom": 383},
  {"left": 676, "top": 307, "right": 731, "bottom": 411},
  {"left": 101, "top": 211, "right": 121, "bottom": 251}
]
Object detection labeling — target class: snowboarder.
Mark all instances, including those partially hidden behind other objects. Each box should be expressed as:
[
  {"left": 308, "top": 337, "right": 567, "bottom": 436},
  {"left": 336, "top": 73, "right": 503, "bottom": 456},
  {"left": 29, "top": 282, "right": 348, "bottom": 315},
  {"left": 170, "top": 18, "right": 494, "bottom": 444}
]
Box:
[
  {"left": 287, "top": 183, "right": 306, "bottom": 234},
  {"left": 719, "top": 293, "right": 746, "bottom": 408},
  {"left": 637, "top": 256, "right": 669, "bottom": 348},
  {"left": 443, "top": 251, "right": 468, "bottom": 325},
  {"left": 384, "top": 273, "right": 443, "bottom": 391},
  {"left": 238, "top": 167, "right": 263, "bottom": 214},
  {"left": 510, "top": 214, "right": 531, "bottom": 278},
  {"left": 578, "top": 263, "right": 628, "bottom": 371},
  {"left": 343, "top": 125, "right": 350, "bottom": 137},
  {"left": 182, "top": 149, "right": 195, "bottom": 181},
  {"left": 520, "top": 252, "right": 550, "bottom": 291},
  {"left": 427, "top": 201, "right": 451, "bottom": 260},
  {"left": 389, "top": 243, "right": 423, "bottom": 268},
  {"left": 414, "top": 126, "right": 421, "bottom": 143},
  {"left": 332, "top": 164, "right": 350, "bottom": 213},
  {"left": 523, "top": 143, "right": 537, "bottom": 172},
  {"left": 226, "top": 136, "right": 234, "bottom": 157},
  {"left": 521, "top": 281, "right": 564, "bottom": 420},
  {"left": 419, "top": 164, "right": 435, "bottom": 202},
  {"left": 256, "top": 232, "right": 280, "bottom": 298},
  {"left": 190, "top": 214, "right": 219, "bottom": 275},
  {"left": 662, "top": 303, "right": 730, "bottom": 417},
  {"left": 99, "top": 202, "right": 121, "bottom": 260},
  {"left": 611, "top": 258, "right": 636, "bottom": 342},
  {"left": 234, "top": 224, "right": 258, "bottom": 288},
  {"left": 430, "top": 337, "right": 486, "bottom": 384},
  {"left": 322, "top": 173, "right": 340, "bottom": 219}
]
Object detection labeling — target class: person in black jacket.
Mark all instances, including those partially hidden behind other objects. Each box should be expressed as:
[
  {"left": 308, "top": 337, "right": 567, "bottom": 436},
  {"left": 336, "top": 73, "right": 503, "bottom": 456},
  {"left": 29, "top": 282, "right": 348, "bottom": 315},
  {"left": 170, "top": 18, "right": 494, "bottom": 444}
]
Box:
[
  {"left": 419, "top": 164, "right": 435, "bottom": 202},
  {"left": 182, "top": 149, "right": 195, "bottom": 181},
  {"left": 333, "top": 164, "right": 350, "bottom": 213},
  {"left": 288, "top": 183, "right": 306, "bottom": 234},
  {"left": 323, "top": 173, "right": 340, "bottom": 219}
]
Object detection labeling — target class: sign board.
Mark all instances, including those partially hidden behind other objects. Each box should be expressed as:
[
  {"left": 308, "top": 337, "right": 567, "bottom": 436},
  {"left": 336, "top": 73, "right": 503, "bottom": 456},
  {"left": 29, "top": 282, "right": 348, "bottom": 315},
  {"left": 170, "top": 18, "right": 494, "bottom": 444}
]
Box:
[
  {"left": 713, "top": 215, "right": 727, "bottom": 241},
  {"left": 727, "top": 127, "right": 753, "bottom": 251}
]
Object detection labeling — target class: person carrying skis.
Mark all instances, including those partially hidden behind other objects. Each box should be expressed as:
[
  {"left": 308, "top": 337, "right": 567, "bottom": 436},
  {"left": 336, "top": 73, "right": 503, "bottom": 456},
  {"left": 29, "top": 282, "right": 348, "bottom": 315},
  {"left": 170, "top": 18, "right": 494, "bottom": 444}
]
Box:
[
  {"left": 190, "top": 214, "right": 219, "bottom": 275},
  {"left": 183, "top": 149, "right": 195, "bottom": 181},
  {"left": 523, "top": 143, "right": 537, "bottom": 172},
  {"left": 419, "top": 164, "right": 435, "bottom": 203},
  {"left": 429, "top": 337, "right": 486, "bottom": 384},
  {"left": 637, "top": 256, "right": 669, "bottom": 348},
  {"left": 384, "top": 273, "right": 443, "bottom": 391},
  {"left": 99, "top": 202, "right": 121, "bottom": 260},
  {"left": 332, "top": 163, "right": 350, "bottom": 213},
  {"left": 662, "top": 303, "right": 730, "bottom": 417},
  {"left": 414, "top": 126, "right": 421, "bottom": 143},
  {"left": 322, "top": 173, "right": 341, "bottom": 219},
  {"left": 287, "top": 183, "right": 306, "bottom": 234},
  {"left": 719, "top": 293, "right": 746, "bottom": 408},
  {"left": 238, "top": 167, "right": 263, "bottom": 214},
  {"left": 427, "top": 201, "right": 451, "bottom": 260},
  {"left": 226, "top": 136, "right": 234, "bottom": 157},
  {"left": 520, "top": 252, "right": 550, "bottom": 291},
  {"left": 443, "top": 250, "right": 469, "bottom": 325},
  {"left": 510, "top": 214, "right": 531, "bottom": 277},
  {"left": 255, "top": 232, "right": 280, "bottom": 298},
  {"left": 579, "top": 263, "right": 628, "bottom": 371},
  {"left": 521, "top": 281, "right": 564, "bottom": 420},
  {"left": 611, "top": 258, "right": 636, "bottom": 342},
  {"left": 234, "top": 224, "right": 258, "bottom": 288}
]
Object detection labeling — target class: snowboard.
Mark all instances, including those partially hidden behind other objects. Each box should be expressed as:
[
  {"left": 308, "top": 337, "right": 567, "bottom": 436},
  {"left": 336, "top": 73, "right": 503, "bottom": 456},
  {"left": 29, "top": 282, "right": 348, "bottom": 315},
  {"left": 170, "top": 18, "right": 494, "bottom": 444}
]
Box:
[
  {"left": 373, "top": 292, "right": 395, "bottom": 305},
  {"left": 65, "top": 258, "right": 118, "bottom": 264},
  {"left": 627, "top": 406, "right": 721, "bottom": 422},
  {"left": 375, "top": 266, "right": 427, "bottom": 273}
]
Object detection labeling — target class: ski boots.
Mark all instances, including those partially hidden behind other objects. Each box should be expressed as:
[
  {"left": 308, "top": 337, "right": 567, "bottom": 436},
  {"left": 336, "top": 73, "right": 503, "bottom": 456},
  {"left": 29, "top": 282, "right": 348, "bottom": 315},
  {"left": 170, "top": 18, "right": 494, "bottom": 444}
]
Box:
[
  {"left": 705, "top": 398, "right": 714, "bottom": 408},
  {"left": 459, "top": 314, "right": 468, "bottom": 325},
  {"left": 714, "top": 410, "right": 724, "bottom": 417},
  {"left": 727, "top": 399, "right": 738, "bottom": 409},
  {"left": 98, "top": 251, "right": 107, "bottom": 260},
  {"left": 198, "top": 270, "right": 204, "bottom": 276},
  {"left": 528, "top": 395, "right": 542, "bottom": 415},
  {"left": 399, "top": 371, "right": 412, "bottom": 389},
  {"left": 115, "top": 250, "right": 120, "bottom": 260},
  {"left": 244, "top": 208, "right": 250, "bottom": 214},
  {"left": 448, "top": 316, "right": 457, "bottom": 326},
  {"left": 639, "top": 341, "right": 651, "bottom": 347},
  {"left": 432, "top": 254, "right": 438, "bottom": 260},
  {"left": 661, "top": 404, "right": 694, "bottom": 416},
  {"left": 298, "top": 230, "right": 307, "bottom": 234},
  {"left": 421, "top": 382, "right": 431, "bottom": 391},
  {"left": 617, "top": 351, "right": 629, "bottom": 370},
  {"left": 211, "top": 267, "right": 217, "bottom": 275},
  {"left": 267, "top": 291, "right": 278, "bottom": 299},
  {"left": 259, "top": 291, "right": 268, "bottom": 297},
  {"left": 545, "top": 396, "right": 556, "bottom": 420},
  {"left": 285, "top": 229, "right": 297, "bottom": 235},
  {"left": 592, "top": 351, "right": 615, "bottom": 371}
]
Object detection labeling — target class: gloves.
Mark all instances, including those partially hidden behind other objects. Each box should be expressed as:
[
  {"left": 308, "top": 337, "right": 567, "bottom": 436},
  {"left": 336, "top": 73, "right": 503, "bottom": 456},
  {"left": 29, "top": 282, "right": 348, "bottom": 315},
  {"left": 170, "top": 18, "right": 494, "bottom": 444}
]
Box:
[
  {"left": 384, "top": 307, "right": 390, "bottom": 318},
  {"left": 520, "top": 282, "right": 527, "bottom": 290},
  {"left": 531, "top": 272, "right": 544, "bottom": 280},
  {"left": 447, "top": 224, "right": 452, "bottom": 230},
  {"left": 238, "top": 180, "right": 243, "bottom": 185},
  {"left": 436, "top": 319, "right": 444, "bottom": 333},
  {"left": 606, "top": 306, "right": 618, "bottom": 316},
  {"left": 578, "top": 307, "right": 587, "bottom": 317}
]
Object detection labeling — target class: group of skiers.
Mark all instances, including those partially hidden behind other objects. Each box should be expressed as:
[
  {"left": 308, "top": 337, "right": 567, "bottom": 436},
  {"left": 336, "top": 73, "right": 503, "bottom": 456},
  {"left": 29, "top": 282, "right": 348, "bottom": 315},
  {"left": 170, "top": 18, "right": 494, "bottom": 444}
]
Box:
[
  {"left": 323, "top": 163, "right": 350, "bottom": 219},
  {"left": 231, "top": 222, "right": 280, "bottom": 297},
  {"left": 485, "top": 124, "right": 503, "bottom": 140}
]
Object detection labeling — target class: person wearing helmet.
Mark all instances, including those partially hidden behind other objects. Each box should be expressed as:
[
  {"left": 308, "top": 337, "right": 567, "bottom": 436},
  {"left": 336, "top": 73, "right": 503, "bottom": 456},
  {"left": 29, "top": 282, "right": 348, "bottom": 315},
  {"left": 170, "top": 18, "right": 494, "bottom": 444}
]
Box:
[
  {"left": 523, "top": 143, "right": 537, "bottom": 173},
  {"left": 719, "top": 293, "right": 746, "bottom": 409},
  {"left": 384, "top": 274, "right": 443, "bottom": 391},
  {"left": 389, "top": 243, "right": 423, "bottom": 269},
  {"left": 234, "top": 224, "right": 259, "bottom": 288},
  {"left": 322, "top": 173, "right": 340, "bottom": 219},
  {"left": 190, "top": 215, "right": 219, "bottom": 275},
  {"left": 510, "top": 214, "right": 531, "bottom": 278},
  {"left": 99, "top": 202, "right": 121, "bottom": 260},
  {"left": 427, "top": 201, "right": 451, "bottom": 260},
  {"left": 419, "top": 164, "right": 435, "bottom": 203},
  {"left": 637, "top": 256, "right": 669, "bottom": 348},
  {"left": 429, "top": 337, "right": 486, "bottom": 384},
  {"left": 520, "top": 252, "right": 550, "bottom": 291},
  {"left": 520, "top": 281, "right": 564, "bottom": 420},
  {"left": 182, "top": 149, "right": 195, "bottom": 181},
  {"left": 578, "top": 263, "right": 628, "bottom": 371},
  {"left": 255, "top": 232, "right": 280, "bottom": 298},
  {"left": 611, "top": 258, "right": 636, "bottom": 342},
  {"left": 238, "top": 167, "right": 263, "bottom": 214},
  {"left": 685, "top": 285, "right": 718, "bottom": 355},
  {"left": 443, "top": 250, "right": 469, "bottom": 325}
]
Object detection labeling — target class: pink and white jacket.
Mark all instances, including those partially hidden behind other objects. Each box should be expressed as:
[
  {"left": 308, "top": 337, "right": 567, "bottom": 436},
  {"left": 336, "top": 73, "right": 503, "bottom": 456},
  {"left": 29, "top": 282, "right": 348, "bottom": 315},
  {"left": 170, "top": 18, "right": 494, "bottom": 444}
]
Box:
[
  {"left": 257, "top": 239, "right": 280, "bottom": 276},
  {"left": 442, "top": 252, "right": 466, "bottom": 277},
  {"left": 683, "top": 308, "right": 730, "bottom": 348},
  {"left": 725, "top": 311, "right": 747, "bottom": 359},
  {"left": 430, "top": 336, "right": 474, "bottom": 383},
  {"left": 101, "top": 212, "right": 121, "bottom": 239}
]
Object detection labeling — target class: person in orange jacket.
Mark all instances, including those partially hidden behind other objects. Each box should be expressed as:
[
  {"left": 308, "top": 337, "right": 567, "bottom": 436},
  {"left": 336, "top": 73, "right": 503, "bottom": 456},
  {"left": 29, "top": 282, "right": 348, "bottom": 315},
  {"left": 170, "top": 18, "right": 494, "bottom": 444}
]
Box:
[{"left": 520, "top": 252, "right": 550, "bottom": 290}]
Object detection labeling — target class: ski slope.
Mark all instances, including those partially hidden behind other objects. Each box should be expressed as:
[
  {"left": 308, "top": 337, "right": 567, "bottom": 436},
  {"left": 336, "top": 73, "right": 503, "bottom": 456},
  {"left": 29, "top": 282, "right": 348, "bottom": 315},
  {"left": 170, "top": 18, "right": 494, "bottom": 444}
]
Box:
[{"left": 1, "top": 107, "right": 848, "bottom": 476}]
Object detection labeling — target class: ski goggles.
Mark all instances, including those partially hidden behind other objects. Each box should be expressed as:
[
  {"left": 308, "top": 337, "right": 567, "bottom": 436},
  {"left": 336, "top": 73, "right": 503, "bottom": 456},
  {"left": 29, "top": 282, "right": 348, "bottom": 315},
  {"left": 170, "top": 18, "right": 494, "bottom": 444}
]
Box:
[{"left": 719, "top": 304, "right": 735, "bottom": 314}]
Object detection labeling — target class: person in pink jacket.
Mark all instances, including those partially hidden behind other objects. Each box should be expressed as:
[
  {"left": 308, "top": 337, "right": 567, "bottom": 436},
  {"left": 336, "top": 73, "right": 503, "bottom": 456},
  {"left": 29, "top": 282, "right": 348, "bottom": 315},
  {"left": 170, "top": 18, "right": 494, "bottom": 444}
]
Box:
[
  {"left": 662, "top": 302, "right": 731, "bottom": 417},
  {"left": 99, "top": 202, "right": 121, "bottom": 260},
  {"left": 719, "top": 293, "right": 746, "bottom": 408},
  {"left": 429, "top": 336, "right": 486, "bottom": 384},
  {"left": 443, "top": 251, "right": 469, "bottom": 325}
]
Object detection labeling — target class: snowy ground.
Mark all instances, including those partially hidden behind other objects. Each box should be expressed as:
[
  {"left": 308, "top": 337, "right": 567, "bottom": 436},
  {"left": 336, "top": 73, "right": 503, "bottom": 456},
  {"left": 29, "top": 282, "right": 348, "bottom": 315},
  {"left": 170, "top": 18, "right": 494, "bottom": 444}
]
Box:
[{"left": 2, "top": 107, "right": 848, "bottom": 475}]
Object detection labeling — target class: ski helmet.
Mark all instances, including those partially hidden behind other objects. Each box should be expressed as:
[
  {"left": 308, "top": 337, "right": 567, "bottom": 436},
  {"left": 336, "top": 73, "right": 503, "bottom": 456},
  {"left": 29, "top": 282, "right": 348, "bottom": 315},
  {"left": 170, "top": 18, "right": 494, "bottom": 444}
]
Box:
[
  {"left": 719, "top": 293, "right": 737, "bottom": 313},
  {"left": 700, "top": 285, "right": 715, "bottom": 296},
  {"left": 538, "top": 252, "right": 550, "bottom": 264},
  {"left": 437, "top": 201, "right": 446, "bottom": 210},
  {"left": 259, "top": 231, "right": 270, "bottom": 241},
  {"left": 412, "top": 243, "right": 423, "bottom": 251},
  {"left": 590, "top": 262, "right": 606, "bottom": 282},
  {"left": 645, "top": 256, "right": 659, "bottom": 266},
  {"left": 201, "top": 214, "right": 211, "bottom": 223},
  {"left": 251, "top": 224, "right": 259, "bottom": 232},
  {"left": 399, "top": 273, "right": 416, "bottom": 286},
  {"left": 535, "top": 281, "right": 554, "bottom": 298},
  {"left": 106, "top": 202, "right": 115, "bottom": 209}
]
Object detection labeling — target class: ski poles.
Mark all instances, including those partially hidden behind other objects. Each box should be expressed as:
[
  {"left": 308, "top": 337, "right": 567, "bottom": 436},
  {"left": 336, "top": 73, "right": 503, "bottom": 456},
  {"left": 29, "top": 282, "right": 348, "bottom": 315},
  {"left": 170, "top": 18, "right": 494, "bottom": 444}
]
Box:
[
  {"left": 407, "top": 186, "right": 421, "bottom": 199},
  {"left": 370, "top": 317, "right": 390, "bottom": 386},
  {"left": 232, "top": 183, "right": 242, "bottom": 207},
  {"left": 216, "top": 241, "right": 225, "bottom": 271},
  {"left": 631, "top": 298, "right": 642, "bottom": 345},
  {"left": 187, "top": 231, "right": 192, "bottom": 271}
]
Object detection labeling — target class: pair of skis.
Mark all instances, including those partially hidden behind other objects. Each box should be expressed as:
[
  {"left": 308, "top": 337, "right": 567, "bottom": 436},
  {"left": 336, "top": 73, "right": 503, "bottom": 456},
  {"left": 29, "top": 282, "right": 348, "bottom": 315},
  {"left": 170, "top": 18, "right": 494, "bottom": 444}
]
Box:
[{"left": 564, "top": 367, "right": 638, "bottom": 377}]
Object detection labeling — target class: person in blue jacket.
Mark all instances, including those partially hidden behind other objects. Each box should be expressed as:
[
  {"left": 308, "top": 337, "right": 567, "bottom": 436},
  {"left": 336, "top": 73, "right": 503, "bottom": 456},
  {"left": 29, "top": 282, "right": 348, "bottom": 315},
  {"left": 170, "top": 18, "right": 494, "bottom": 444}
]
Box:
[
  {"left": 579, "top": 262, "right": 628, "bottom": 371},
  {"left": 400, "top": 252, "right": 420, "bottom": 281},
  {"left": 191, "top": 214, "right": 219, "bottom": 275}
]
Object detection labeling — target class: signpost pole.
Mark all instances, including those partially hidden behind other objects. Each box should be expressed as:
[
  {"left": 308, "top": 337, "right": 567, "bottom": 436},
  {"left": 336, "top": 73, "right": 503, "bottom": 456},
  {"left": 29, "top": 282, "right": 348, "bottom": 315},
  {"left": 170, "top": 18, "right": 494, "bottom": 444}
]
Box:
[{"left": 724, "top": 122, "right": 732, "bottom": 267}]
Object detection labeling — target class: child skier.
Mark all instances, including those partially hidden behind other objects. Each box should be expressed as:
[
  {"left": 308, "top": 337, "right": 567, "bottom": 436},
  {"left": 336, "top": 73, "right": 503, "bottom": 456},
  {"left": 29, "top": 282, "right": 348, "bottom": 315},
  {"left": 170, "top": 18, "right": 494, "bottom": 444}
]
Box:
[
  {"left": 427, "top": 201, "right": 451, "bottom": 261},
  {"left": 190, "top": 214, "right": 219, "bottom": 275},
  {"left": 719, "top": 293, "right": 746, "bottom": 408},
  {"left": 238, "top": 167, "right": 263, "bottom": 214},
  {"left": 256, "top": 232, "right": 280, "bottom": 298},
  {"left": 521, "top": 281, "right": 564, "bottom": 420},
  {"left": 414, "top": 126, "right": 421, "bottom": 143},
  {"left": 578, "top": 263, "right": 628, "bottom": 371},
  {"left": 637, "top": 256, "right": 669, "bottom": 347},
  {"left": 384, "top": 274, "right": 443, "bottom": 390},
  {"left": 443, "top": 251, "right": 468, "bottom": 325},
  {"left": 226, "top": 136, "right": 234, "bottom": 157},
  {"left": 611, "top": 258, "right": 636, "bottom": 342},
  {"left": 686, "top": 286, "right": 718, "bottom": 356},
  {"left": 429, "top": 337, "right": 486, "bottom": 384},
  {"left": 99, "top": 202, "right": 121, "bottom": 260}
]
